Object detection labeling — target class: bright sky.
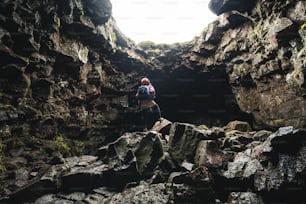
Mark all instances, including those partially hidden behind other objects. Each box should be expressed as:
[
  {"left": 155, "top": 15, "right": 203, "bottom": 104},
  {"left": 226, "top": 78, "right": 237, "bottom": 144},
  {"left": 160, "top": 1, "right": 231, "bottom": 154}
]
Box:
[{"left": 111, "top": 0, "right": 217, "bottom": 44}]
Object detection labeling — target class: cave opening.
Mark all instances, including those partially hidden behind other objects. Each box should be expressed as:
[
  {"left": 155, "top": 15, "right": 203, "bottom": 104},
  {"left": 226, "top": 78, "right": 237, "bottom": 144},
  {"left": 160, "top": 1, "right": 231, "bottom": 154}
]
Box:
[
  {"left": 110, "top": 0, "right": 217, "bottom": 44},
  {"left": 108, "top": 0, "right": 253, "bottom": 128}
]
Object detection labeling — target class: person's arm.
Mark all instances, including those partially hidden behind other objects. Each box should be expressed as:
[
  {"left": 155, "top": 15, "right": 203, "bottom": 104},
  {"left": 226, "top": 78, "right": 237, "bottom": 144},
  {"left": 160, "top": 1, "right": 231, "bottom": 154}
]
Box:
[{"left": 149, "top": 85, "right": 156, "bottom": 99}]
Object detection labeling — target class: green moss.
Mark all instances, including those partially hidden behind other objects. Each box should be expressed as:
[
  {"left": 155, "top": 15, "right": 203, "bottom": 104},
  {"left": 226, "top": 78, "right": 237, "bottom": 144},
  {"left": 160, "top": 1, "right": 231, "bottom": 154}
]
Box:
[
  {"left": 272, "top": 119, "right": 285, "bottom": 127},
  {"left": 301, "top": 22, "right": 306, "bottom": 31},
  {"left": 111, "top": 32, "right": 117, "bottom": 44},
  {"left": 54, "top": 135, "right": 70, "bottom": 156},
  {"left": 79, "top": 10, "right": 85, "bottom": 21},
  {"left": 56, "top": 16, "right": 61, "bottom": 28}
]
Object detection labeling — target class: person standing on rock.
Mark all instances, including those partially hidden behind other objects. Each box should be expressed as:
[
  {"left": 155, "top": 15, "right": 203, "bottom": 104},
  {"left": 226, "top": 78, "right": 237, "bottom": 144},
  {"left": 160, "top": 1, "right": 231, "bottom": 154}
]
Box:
[{"left": 136, "top": 77, "right": 161, "bottom": 131}]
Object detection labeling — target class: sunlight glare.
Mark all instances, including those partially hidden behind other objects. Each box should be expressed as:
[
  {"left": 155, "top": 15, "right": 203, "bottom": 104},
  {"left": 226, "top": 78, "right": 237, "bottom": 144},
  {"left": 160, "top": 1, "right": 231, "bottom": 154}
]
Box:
[{"left": 111, "top": 0, "right": 216, "bottom": 44}]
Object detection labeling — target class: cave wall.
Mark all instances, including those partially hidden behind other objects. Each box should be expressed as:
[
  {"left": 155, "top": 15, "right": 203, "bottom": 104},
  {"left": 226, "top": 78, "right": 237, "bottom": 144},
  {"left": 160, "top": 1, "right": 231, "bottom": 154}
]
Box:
[
  {"left": 0, "top": 0, "right": 156, "bottom": 189},
  {"left": 199, "top": 0, "right": 306, "bottom": 129},
  {"left": 0, "top": 0, "right": 152, "bottom": 144},
  {"left": 138, "top": 0, "right": 305, "bottom": 129}
]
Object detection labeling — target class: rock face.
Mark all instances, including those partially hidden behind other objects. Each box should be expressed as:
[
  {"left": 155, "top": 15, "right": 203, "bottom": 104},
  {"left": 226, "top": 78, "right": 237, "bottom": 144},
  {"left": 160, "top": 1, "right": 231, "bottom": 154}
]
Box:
[
  {"left": 0, "top": 0, "right": 153, "bottom": 196},
  {"left": 141, "top": 0, "right": 306, "bottom": 129},
  {"left": 0, "top": 0, "right": 306, "bottom": 203},
  {"left": 207, "top": 1, "right": 306, "bottom": 128}
]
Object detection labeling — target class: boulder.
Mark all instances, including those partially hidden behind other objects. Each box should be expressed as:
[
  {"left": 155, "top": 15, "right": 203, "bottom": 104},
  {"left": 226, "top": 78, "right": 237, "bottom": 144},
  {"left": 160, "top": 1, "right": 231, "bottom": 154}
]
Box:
[
  {"left": 168, "top": 123, "right": 219, "bottom": 165},
  {"left": 225, "top": 120, "right": 251, "bottom": 132},
  {"left": 223, "top": 150, "right": 263, "bottom": 179},
  {"left": 105, "top": 182, "right": 170, "bottom": 204},
  {"left": 260, "top": 126, "right": 306, "bottom": 154},
  {"left": 60, "top": 156, "right": 107, "bottom": 193},
  {"left": 151, "top": 118, "right": 172, "bottom": 137},
  {"left": 97, "top": 131, "right": 164, "bottom": 188},
  {"left": 2, "top": 166, "right": 59, "bottom": 203},
  {"left": 195, "top": 140, "right": 231, "bottom": 168},
  {"left": 268, "top": 17, "right": 298, "bottom": 44}
]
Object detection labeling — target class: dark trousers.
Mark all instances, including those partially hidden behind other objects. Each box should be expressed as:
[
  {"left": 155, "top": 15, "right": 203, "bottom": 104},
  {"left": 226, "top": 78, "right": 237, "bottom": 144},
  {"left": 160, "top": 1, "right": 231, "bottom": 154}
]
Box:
[{"left": 142, "top": 104, "right": 161, "bottom": 130}]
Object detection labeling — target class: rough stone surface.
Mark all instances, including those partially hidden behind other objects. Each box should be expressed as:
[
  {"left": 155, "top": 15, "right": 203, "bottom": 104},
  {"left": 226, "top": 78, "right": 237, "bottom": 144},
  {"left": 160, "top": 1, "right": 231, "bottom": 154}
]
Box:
[
  {"left": 168, "top": 122, "right": 217, "bottom": 165},
  {"left": 104, "top": 182, "right": 170, "bottom": 204},
  {"left": 227, "top": 192, "right": 264, "bottom": 204},
  {"left": 209, "top": 0, "right": 257, "bottom": 15},
  {"left": 195, "top": 140, "right": 230, "bottom": 168},
  {"left": 1, "top": 125, "right": 306, "bottom": 204},
  {"left": 98, "top": 131, "right": 164, "bottom": 177},
  {"left": 1, "top": 0, "right": 306, "bottom": 203},
  {"left": 225, "top": 120, "right": 252, "bottom": 132}
]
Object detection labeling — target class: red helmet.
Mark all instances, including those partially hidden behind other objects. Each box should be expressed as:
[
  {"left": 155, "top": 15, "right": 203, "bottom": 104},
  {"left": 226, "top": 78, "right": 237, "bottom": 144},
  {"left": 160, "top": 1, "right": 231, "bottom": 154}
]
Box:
[{"left": 141, "top": 77, "right": 150, "bottom": 85}]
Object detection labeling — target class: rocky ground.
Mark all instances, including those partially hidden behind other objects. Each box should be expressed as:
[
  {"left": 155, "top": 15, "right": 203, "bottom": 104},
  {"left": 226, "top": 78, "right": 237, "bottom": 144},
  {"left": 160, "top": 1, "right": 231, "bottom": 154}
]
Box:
[{"left": 1, "top": 119, "right": 306, "bottom": 203}]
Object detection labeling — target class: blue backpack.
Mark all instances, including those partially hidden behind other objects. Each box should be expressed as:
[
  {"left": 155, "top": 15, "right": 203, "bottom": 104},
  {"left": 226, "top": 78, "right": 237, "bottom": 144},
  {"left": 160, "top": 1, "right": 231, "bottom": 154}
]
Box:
[{"left": 137, "top": 85, "right": 154, "bottom": 100}]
